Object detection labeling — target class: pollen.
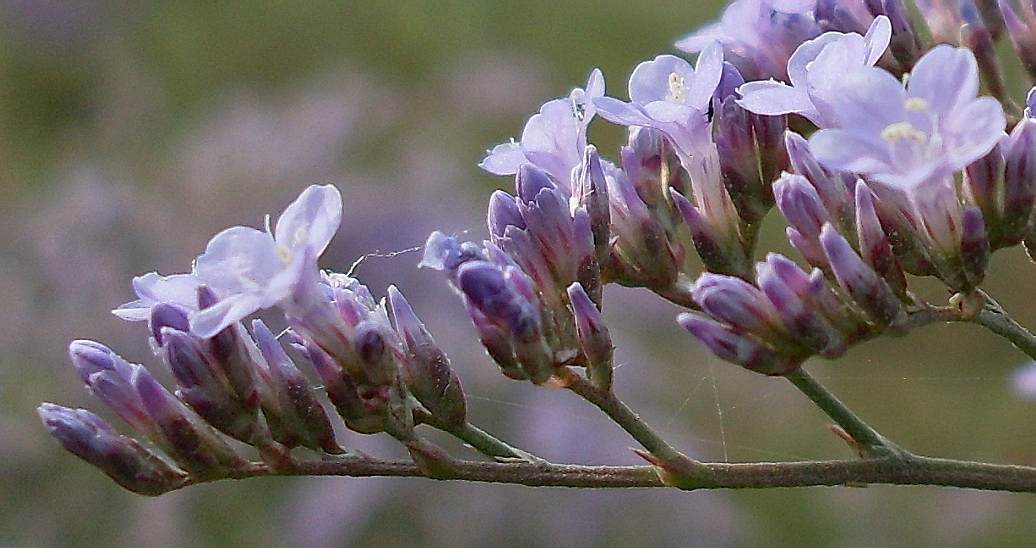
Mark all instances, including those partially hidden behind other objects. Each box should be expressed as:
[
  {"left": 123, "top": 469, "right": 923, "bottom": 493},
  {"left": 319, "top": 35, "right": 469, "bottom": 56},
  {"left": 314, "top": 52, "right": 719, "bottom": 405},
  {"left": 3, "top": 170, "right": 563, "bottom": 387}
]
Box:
[
  {"left": 881, "top": 121, "right": 927, "bottom": 143},
  {"left": 667, "top": 72, "right": 687, "bottom": 103},
  {"left": 904, "top": 97, "right": 928, "bottom": 111}
]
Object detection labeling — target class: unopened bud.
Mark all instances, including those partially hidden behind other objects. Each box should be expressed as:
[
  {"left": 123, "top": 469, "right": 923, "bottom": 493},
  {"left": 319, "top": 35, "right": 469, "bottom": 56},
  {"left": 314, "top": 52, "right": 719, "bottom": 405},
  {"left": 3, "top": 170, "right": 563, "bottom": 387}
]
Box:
[{"left": 38, "top": 404, "right": 187, "bottom": 496}]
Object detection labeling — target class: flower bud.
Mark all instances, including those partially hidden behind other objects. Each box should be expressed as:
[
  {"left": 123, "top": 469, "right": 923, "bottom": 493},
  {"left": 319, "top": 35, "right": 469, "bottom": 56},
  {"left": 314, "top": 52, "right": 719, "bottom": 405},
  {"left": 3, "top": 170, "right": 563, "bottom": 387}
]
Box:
[
  {"left": 566, "top": 283, "right": 613, "bottom": 390},
  {"left": 678, "top": 314, "right": 801, "bottom": 376},
  {"left": 163, "top": 329, "right": 262, "bottom": 444},
  {"left": 573, "top": 145, "right": 611, "bottom": 266},
  {"left": 38, "top": 404, "right": 187, "bottom": 496},
  {"left": 388, "top": 286, "right": 467, "bottom": 426},
  {"left": 820, "top": 223, "right": 906, "bottom": 329},
  {"left": 133, "top": 367, "right": 245, "bottom": 478},
  {"left": 252, "top": 320, "right": 342, "bottom": 454}
]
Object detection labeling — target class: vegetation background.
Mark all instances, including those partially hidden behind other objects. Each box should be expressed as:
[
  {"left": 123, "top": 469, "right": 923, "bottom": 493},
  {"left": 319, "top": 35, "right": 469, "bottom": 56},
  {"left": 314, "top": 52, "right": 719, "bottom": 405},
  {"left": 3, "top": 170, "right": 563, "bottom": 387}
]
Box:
[{"left": 3, "top": 1, "right": 1036, "bottom": 545}]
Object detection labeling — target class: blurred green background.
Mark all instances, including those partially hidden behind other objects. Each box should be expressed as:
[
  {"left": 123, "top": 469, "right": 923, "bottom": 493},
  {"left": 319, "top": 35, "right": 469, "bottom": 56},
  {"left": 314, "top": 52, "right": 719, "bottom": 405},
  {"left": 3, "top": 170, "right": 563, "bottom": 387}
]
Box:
[{"left": 4, "top": 1, "right": 1036, "bottom": 546}]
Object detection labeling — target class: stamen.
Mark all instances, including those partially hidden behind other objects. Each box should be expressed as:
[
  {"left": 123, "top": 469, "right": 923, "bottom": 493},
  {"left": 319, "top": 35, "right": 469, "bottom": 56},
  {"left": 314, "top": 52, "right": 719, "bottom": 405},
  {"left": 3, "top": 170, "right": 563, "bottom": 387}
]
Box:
[
  {"left": 667, "top": 72, "right": 687, "bottom": 103},
  {"left": 881, "top": 121, "right": 927, "bottom": 143}
]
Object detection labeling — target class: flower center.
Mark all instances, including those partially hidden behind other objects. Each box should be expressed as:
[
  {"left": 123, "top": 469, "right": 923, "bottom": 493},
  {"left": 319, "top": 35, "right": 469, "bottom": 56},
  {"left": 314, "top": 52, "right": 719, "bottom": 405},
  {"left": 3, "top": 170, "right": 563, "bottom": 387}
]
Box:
[
  {"left": 667, "top": 72, "right": 688, "bottom": 103},
  {"left": 881, "top": 121, "right": 927, "bottom": 143}
]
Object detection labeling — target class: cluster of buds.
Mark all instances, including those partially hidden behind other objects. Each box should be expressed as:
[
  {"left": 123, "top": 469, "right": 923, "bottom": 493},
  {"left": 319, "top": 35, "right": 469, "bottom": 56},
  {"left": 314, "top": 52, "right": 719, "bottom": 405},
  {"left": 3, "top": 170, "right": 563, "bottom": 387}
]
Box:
[
  {"left": 469, "top": 0, "right": 1036, "bottom": 379},
  {"left": 40, "top": 186, "right": 467, "bottom": 494},
  {"left": 421, "top": 160, "right": 613, "bottom": 388}
]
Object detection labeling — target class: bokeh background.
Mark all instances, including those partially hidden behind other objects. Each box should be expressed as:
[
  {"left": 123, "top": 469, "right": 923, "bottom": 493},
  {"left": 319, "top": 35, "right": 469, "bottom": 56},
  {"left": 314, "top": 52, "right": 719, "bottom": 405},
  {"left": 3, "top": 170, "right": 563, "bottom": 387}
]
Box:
[{"left": 4, "top": 1, "right": 1036, "bottom": 546}]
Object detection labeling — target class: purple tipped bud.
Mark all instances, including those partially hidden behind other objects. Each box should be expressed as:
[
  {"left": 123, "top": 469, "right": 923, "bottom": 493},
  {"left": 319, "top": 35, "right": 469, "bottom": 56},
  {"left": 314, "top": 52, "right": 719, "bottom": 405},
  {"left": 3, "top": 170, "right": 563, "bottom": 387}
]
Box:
[
  {"left": 457, "top": 262, "right": 533, "bottom": 332},
  {"left": 488, "top": 190, "right": 525, "bottom": 239},
  {"left": 785, "top": 132, "right": 855, "bottom": 224},
  {"left": 820, "top": 224, "right": 906, "bottom": 329},
  {"left": 516, "top": 163, "right": 560, "bottom": 205},
  {"left": 678, "top": 314, "right": 801, "bottom": 376},
  {"left": 149, "top": 303, "right": 190, "bottom": 346},
  {"left": 1003, "top": 118, "right": 1036, "bottom": 244},
  {"left": 714, "top": 95, "right": 786, "bottom": 224},
  {"left": 566, "top": 283, "right": 613, "bottom": 390},
  {"left": 353, "top": 321, "right": 398, "bottom": 390},
  {"left": 133, "top": 369, "right": 244, "bottom": 476},
  {"left": 1000, "top": 1, "right": 1036, "bottom": 81},
  {"left": 292, "top": 339, "right": 384, "bottom": 434},
  {"left": 163, "top": 329, "right": 260, "bottom": 444},
  {"left": 855, "top": 182, "right": 907, "bottom": 297},
  {"left": 252, "top": 320, "right": 341, "bottom": 454},
  {"left": 756, "top": 254, "right": 845, "bottom": 356},
  {"left": 68, "top": 341, "right": 156, "bottom": 439},
  {"left": 960, "top": 206, "right": 991, "bottom": 289},
  {"left": 38, "top": 404, "right": 188, "bottom": 496},
  {"left": 574, "top": 145, "right": 611, "bottom": 264},
  {"left": 773, "top": 173, "right": 832, "bottom": 243},
  {"left": 963, "top": 140, "right": 1004, "bottom": 234},
  {"left": 69, "top": 339, "right": 134, "bottom": 384},
  {"left": 388, "top": 286, "right": 467, "bottom": 426}
]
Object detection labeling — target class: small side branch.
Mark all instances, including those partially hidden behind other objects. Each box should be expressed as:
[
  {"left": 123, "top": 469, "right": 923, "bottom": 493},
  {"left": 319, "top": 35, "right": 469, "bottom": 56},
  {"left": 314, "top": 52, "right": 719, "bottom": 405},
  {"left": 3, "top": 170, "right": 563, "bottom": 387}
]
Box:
[{"left": 785, "top": 368, "right": 903, "bottom": 458}]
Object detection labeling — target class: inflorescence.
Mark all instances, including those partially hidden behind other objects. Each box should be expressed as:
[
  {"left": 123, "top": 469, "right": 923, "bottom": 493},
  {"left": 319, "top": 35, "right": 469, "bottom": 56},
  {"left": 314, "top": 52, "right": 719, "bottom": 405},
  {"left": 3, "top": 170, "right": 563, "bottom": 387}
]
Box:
[{"left": 40, "top": 0, "right": 1036, "bottom": 494}]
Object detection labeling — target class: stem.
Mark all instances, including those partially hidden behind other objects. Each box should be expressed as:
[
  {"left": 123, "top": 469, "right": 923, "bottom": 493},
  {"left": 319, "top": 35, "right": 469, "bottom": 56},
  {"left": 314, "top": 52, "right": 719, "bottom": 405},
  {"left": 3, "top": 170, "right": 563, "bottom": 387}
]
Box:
[
  {"left": 973, "top": 290, "right": 1036, "bottom": 361},
  {"left": 560, "top": 369, "right": 686, "bottom": 463},
  {"left": 418, "top": 411, "right": 541, "bottom": 462},
  {"left": 166, "top": 452, "right": 1036, "bottom": 495},
  {"left": 785, "top": 368, "right": 903, "bottom": 459}
]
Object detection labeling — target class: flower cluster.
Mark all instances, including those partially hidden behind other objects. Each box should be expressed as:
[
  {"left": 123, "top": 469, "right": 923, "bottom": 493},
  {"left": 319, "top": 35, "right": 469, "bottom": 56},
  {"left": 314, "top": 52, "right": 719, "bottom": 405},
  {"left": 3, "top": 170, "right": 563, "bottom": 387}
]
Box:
[
  {"left": 39, "top": 0, "right": 1036, "bottom": 494},
  {"left": 40, "top": 186, "right": 466, "bottom": 493},
  {"left": 468, "top": 0, "right": 1036, "bottom": 375}
]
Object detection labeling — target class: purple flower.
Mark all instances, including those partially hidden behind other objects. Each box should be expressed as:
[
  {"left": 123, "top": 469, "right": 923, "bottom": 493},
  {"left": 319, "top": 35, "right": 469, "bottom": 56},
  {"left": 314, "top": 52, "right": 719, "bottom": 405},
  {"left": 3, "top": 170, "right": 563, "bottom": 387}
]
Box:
[
  {"left": 676, "top": 0, "right": 820, "bottom": 81},
  {"left": 190, "top": 184, "right": 342, "bottom": 337},
  {"left": 594, "top": 43, "right": 724, "bottom": 160},
  {"left": 112, "top": 272, "right": 202, "bottom": 321},
  {"left": 737, "top": 16, "right": 891, "bottom": 127},
  {"left": 808, "top": 45, "right": 1006, "bottom": 191},
  {"left": 480, "top": 69, "right": 605, "bottom": 187}
]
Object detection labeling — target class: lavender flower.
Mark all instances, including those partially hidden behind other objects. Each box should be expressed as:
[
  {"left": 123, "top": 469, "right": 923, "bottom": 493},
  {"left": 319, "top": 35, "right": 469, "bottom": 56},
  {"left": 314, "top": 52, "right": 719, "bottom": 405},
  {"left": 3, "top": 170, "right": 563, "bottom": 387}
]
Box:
[
  {"left": 480, "top": 69, "right": 605, "bottom": 187},
  {"left": 594, "top": 44, "right": 723, "bottom": 161},
  {"left": 808, "top": 45, "right": 1006, "bottom": 190},
  {"left": 675, "top": 0, "right": 820, "bottom": 81},
  {"left": 190, "top": 184, "right": 343, "bottom": 338},
  {"left": 737, "top": 16, "right": 891, "bottom": 127}
]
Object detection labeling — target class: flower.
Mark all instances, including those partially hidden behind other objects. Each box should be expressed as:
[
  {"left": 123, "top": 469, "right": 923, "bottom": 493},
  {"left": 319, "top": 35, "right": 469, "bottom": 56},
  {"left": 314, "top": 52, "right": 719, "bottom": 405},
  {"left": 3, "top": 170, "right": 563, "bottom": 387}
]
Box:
[
  {"left": 480, "top": 69, "right": 605, "bottom": 187},
  {"left": 190, "top": 184, "right": 342, "bottom": 337},
  {"left": 737, "top": 16, "right": 891, "bottom": 127},
  {"left": 676, "top": 0, "right": 820, "bottom": 81},
  {"left": 594, "top": 44, "right": 724, "bottom": 161},
  {"left": 808, "top": 45, "right": 1006, "bottom": 191}
]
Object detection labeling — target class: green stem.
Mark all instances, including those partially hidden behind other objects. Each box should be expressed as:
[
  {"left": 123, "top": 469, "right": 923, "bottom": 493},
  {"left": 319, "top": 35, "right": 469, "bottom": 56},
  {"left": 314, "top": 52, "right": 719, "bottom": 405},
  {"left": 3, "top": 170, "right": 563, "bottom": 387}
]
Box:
[
  {"left": 419, "top": 411, "right": 541, "bottom": 462},
  {"left": 973, "top": 290, "right": 1036, "bottom": 361},
  {"left": 786, "top": 368, "right": 903, "bottom": 459},
  {"left": 561, "top": 370, "right": 688, "bottom": 464},
  {"left": 160, "top": 452, "right": 1036, "bottom": 495}
]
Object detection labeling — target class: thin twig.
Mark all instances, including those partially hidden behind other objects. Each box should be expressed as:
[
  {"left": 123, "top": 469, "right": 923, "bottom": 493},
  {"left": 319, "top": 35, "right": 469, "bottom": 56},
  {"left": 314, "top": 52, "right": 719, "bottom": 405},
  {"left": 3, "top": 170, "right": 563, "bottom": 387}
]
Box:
[{"left": 785, "top": 368, "right": 903, "bottom": 459}]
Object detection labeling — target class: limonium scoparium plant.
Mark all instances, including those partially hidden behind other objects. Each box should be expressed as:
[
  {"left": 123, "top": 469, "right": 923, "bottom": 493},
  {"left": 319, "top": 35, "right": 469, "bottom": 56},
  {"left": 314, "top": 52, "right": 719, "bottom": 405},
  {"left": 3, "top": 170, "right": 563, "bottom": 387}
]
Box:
[{"left": 38, "top": 0, "right": 1036, "bottom": 495}]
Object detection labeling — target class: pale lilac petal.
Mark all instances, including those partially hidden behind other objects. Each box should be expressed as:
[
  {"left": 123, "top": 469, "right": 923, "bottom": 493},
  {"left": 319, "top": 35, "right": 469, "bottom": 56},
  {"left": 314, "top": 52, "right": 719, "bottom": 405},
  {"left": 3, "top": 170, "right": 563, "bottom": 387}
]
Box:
[
  {"left": 737, "top": 80, "right": 816, "bottom": 117},
  {"left": 194, "top": 226, "right": 282, "bottom": 293},
  {"left": 479, "top": 141, "right": 527, "bottom": 176},
  {"left": 274, "top": 184, "right": 342, "bottom": 256},
  {"left": 906, "top": 45, "right": 979, "bottom": 118},
  {"left": 862, "top": 15, "right": 892, "bottom": 65},
  {"left": 809, "top": 129, "right": 893, "bottom": 174},
  {"left": 113, "top": 272, "right": 201, "bottom": 321}
]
